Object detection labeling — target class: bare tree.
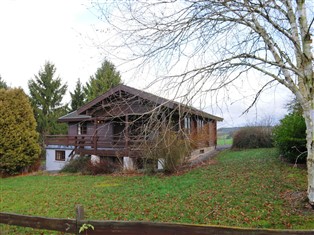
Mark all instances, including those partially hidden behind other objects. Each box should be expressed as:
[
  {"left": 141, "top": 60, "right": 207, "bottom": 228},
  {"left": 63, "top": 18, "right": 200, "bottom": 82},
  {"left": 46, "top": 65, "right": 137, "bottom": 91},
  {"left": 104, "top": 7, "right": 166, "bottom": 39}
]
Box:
[{"left": 92, "top": 0, "right": 314, "bottom": 206}]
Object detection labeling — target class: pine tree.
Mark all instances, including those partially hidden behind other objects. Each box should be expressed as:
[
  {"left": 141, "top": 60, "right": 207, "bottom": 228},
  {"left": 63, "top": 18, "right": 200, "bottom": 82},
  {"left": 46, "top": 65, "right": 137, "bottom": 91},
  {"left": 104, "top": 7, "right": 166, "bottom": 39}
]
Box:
[
  {"left": 0, "top": 88, "right": 41, "bottom": 175},
  {"left": 84, "top": 59, "right": 121, "bottom": 102},
  {"left": 70, "top": 78, "right": 85, "bottom": 111},
  {"left": 286, "top": 97, "right": 303, "bottom": 115},
  {"left": 28, "top": 61, "right": 68, "bottom": 138}
]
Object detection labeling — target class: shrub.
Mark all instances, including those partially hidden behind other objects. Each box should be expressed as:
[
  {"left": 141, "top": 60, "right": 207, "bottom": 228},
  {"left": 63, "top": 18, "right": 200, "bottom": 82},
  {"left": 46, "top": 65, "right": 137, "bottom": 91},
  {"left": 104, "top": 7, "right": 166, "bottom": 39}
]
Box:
[
  {"left": 61, "top": 156, "right": 121, "bottom": 175},
  {"left": 0, "top": 88, "right": 41, "bottom": 176},
  {"left": 84, "top": 158, "right": 121, "bottom": 175},
  {"left": 273, "top": 113, "right": 306, "bottom": 163},
  {"left": 143, "top": 129, "right": 191, "bottom": 174},
  {"left": 60, "top": 156, "right": 91, "bottom": 173},
  {"left": 232, "top": 126, "right": 273, "bottom": 149}
]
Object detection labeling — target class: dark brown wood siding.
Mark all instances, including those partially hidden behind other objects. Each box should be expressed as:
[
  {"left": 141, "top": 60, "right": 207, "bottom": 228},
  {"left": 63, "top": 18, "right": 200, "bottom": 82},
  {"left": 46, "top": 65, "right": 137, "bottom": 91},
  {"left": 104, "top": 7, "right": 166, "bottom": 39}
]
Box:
[
  {"left": 97, "top": 122, "right": 113, "bottom": 142},
  {"left": 68, "top": 122, "right": 77, "bottom": 136}
]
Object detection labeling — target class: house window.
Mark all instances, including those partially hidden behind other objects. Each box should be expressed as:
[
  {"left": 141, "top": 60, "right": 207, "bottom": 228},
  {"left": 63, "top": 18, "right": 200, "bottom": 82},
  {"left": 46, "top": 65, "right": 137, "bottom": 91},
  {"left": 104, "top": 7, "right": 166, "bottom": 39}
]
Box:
[
  {"left": 78, "top": 122, "right": 87, "bottom": 135},
  {"left": 197, "top": 118, "right": 204, "bottom": 129},
  {"left": 184, "top": 116, "right": 191, "bottom": 134},
  {"left": 55, "top": 150, "right": 65, "bottom": 161}
]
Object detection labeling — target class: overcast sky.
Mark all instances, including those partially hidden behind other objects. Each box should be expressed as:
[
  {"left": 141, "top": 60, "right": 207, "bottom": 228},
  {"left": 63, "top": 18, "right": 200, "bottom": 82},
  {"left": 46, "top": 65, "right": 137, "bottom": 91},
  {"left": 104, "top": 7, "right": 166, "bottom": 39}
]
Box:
[{"left": 0, "top": 0, "right": 293, "bottom": 127}]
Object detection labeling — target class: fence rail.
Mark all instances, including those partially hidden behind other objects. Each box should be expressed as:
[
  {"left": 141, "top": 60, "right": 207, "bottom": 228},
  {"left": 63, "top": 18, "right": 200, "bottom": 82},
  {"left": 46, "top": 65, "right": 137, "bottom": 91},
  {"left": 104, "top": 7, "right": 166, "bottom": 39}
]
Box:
[{"left": 1, "top": 206, "right": 313, "bottom": 235}]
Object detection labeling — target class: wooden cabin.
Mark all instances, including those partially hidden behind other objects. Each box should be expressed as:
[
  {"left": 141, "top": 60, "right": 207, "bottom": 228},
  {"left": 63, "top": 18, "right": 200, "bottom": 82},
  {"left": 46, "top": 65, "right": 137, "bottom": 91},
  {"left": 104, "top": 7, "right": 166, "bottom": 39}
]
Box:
[{"left": 45, "top": 84, "right": 223, "bottom": 171}]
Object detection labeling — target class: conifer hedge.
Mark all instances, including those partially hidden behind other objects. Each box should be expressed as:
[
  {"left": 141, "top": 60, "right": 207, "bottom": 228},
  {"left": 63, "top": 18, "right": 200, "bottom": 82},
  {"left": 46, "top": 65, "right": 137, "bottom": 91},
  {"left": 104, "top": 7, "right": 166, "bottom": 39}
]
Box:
[{"left": 0, "top": 88, "right": 41, "bottom": 175}]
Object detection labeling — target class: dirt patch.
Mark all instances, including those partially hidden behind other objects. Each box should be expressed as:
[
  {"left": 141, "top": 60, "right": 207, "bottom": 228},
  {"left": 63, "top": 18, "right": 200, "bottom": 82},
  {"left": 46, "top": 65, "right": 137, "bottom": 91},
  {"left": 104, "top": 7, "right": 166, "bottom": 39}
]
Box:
[
  {"left": 279, "top": 156, "right": 307, "bottom": 169},
  {"left": 280, "top": 190, "right": 314, "bottom": 213},
  {"left": 174, "top": 157, "right": 219, "bottom": 176}
]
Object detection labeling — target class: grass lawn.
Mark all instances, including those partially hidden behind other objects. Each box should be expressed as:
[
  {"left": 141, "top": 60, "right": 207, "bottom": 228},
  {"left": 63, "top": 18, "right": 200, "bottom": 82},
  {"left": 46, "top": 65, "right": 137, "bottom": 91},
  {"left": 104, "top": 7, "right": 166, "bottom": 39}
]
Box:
[{"left": 1, "top": 148, "right": 313, "bottom": 234}]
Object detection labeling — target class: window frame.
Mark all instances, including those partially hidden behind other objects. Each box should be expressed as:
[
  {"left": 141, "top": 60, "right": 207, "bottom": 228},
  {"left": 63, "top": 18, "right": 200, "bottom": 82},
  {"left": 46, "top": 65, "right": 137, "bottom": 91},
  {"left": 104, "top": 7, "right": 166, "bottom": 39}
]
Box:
[
  {"left": 78, "top": 122, "right": 87, "bottom": 135},
  {"left": 184, "top": 116, "right": 191, "bottom": 134},
  {"left": 55, "top": 150, "right": 66, "bottom": 161},
  {"left": 197, "top": 118, "right": 204, "bottom": 130}
]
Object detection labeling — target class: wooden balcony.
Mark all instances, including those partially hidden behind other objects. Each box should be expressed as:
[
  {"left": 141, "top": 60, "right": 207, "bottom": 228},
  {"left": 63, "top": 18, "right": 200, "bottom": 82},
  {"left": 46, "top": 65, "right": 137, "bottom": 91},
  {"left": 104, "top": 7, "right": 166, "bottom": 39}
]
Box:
[{"left": 45, "top": 135, "right": 143, "bottom": 157}]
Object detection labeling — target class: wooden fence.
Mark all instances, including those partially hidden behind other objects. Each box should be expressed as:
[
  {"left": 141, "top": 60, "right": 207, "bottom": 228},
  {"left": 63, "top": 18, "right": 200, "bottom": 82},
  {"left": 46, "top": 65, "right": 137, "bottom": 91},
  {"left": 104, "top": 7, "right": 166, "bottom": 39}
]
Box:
[{"left": 1, "top": 205, "right": 313, "bottom": 235}]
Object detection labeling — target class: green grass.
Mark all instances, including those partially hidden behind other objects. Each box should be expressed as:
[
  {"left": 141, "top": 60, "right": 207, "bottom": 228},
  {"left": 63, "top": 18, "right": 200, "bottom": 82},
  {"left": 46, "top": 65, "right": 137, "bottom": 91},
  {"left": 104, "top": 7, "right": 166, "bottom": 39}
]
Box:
[
  {"left": 1, "top": 149, "right": 313, "bottom": 234},
  {"left": 217, "top": 134, "right": 233, "bottom": 145},
  {"left": 217, "top": 137, "right": 233, "bottom": 146}
]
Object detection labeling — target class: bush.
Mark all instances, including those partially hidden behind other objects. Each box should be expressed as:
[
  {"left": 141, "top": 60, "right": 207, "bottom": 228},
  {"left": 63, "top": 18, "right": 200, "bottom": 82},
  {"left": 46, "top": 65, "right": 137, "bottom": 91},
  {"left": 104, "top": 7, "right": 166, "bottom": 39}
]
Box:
[
  {"left": 0, "top": 88, "right": 41, "bottom": 176},
  {"left": 84, "top": 158, "right": 121, "bottom": 175},
  {"left": 60, "top": 155, "right": 90, "bottom": 173},
  {"left": 61, "top": 156, "right": 121, "bottom": 175},
  {"left": 144, "top": 129, "right": 191, "bottom": 174},
  {"left": 273, "top": 113, "right": 306, "bottom": 163},
  {"left": 232, "top": 126, "right": 273, "bottom": 149}
]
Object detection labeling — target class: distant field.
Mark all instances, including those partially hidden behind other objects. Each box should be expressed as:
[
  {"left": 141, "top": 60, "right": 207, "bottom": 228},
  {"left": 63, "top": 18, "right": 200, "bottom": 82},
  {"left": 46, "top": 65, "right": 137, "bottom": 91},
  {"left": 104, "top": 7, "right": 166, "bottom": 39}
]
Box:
[
  {"left": 1, "top": 148, "right": 313, "bottom": 234},
  {"left": 217, "top": 134, "right": 233, "bottom": 146},
  {"left": 217, "top": 126, "right": 239, "bottom": 146}
]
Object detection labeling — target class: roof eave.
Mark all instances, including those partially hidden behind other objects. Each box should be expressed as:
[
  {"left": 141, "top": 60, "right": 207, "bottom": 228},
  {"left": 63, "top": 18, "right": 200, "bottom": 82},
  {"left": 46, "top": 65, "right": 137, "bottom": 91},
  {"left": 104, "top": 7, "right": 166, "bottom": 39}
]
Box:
[{"left": 75, "top": 84, "right": 223, "bottom": 121}]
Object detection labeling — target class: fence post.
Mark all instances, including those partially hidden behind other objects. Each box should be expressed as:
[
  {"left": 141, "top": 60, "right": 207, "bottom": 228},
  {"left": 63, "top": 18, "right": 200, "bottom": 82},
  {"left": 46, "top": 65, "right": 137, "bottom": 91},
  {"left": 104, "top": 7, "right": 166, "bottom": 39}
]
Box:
[{"left": 75, "top": 204, "right": 84, "bottom": 235}]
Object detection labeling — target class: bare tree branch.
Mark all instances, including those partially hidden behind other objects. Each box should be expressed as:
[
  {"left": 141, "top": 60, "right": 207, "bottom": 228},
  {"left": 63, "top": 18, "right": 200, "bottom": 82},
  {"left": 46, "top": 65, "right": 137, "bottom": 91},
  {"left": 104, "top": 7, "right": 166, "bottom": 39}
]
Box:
[{"left": 92, "top": 0, "right": 314, "bottom": 205}]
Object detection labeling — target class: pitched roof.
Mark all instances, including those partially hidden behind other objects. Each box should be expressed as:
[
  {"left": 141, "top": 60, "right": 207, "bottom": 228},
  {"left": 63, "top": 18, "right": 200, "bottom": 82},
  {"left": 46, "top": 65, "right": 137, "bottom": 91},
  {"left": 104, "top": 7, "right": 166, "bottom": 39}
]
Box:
[
  {"left": 75, "top": 84, "right": 223, "bottom": 121},
  {"left": 58, "top": 111, "right": 91, "bottom": 122}
]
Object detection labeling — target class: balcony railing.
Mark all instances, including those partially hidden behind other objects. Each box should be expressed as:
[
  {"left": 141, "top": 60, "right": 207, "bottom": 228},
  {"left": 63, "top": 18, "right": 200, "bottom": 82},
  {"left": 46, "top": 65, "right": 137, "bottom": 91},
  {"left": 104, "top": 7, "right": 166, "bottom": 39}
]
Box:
[{"left": 45, "top": 135, "right": 145, "bottom": 157}]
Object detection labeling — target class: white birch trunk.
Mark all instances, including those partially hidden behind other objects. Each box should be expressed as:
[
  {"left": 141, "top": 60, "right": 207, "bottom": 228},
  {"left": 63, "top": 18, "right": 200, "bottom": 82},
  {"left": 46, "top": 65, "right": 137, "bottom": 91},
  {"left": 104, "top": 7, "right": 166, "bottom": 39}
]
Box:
[
  {"left": 297, "top": 0, "right": 314, "bottom": 206},
  {"left": 304, "top": 108, "right": 314, "bottom": 206}
]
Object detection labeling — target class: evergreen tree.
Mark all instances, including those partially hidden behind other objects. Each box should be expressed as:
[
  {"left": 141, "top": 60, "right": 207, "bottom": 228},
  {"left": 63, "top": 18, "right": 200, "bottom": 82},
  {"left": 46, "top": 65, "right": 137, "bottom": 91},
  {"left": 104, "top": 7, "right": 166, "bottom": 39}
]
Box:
[
  {"left": 286, "top": 96, "right": 303, "bottom": 115},
  {"left": 0, "top": 75, "right": 8, "bottom": 89},
  {"left": 273, "top": 112, "right": 306, "bottom": 163},
  {"left": 70, "top": 78, "right": 85, "bottom": 111},
  {"left": 0, "top": 88, "right": 41, "bottom": 175},
  {"left": 84, "top": 59, "right": 121, "bottom": 102},
  {"left": 28, "top": 62, "right": 68, "bottom": 138},
  {"left": 274, "top": 97, "right": 307, "bottom": 163}
]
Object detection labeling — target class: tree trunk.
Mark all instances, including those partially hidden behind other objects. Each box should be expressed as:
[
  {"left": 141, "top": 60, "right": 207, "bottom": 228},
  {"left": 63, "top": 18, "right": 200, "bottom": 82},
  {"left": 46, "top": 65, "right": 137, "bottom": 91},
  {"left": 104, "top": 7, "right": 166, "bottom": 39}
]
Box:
[{"left": 304, "top": 108, "right": 314, "bottom": 207}]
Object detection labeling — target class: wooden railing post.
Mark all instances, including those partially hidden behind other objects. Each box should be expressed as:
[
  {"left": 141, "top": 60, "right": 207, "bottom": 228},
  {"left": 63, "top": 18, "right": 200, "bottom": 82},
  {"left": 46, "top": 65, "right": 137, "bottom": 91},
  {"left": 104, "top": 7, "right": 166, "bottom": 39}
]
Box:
[
  {"left": 93, "top": 135, "right": 97, "bottom": 155},
  {"left": 75, "top": 204, "right": 84, "bottom": 235}
]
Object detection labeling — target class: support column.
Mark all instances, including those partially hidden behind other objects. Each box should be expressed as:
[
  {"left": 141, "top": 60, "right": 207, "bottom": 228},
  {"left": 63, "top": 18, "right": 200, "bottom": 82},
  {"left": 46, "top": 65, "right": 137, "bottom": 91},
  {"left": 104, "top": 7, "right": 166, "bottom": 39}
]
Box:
[
  {"left": 214, "top": 120, "right": 217, "bottom": 147},
  {"left": 123, "top": 156, "right": 134, "bottom": 170},
  {"left": 93, "top": 118, "right": 98, "bottom": 155},
  {"left": 125, "top": 115, "right": 129, "bottom": 156}
]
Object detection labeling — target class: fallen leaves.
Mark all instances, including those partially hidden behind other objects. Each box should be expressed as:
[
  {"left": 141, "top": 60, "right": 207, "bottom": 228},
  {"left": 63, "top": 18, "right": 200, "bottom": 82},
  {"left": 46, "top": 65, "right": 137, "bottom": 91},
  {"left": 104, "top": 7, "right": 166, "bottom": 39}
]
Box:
[{"left": 1, "top": 148, "right": 313, "bottom": 231}]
